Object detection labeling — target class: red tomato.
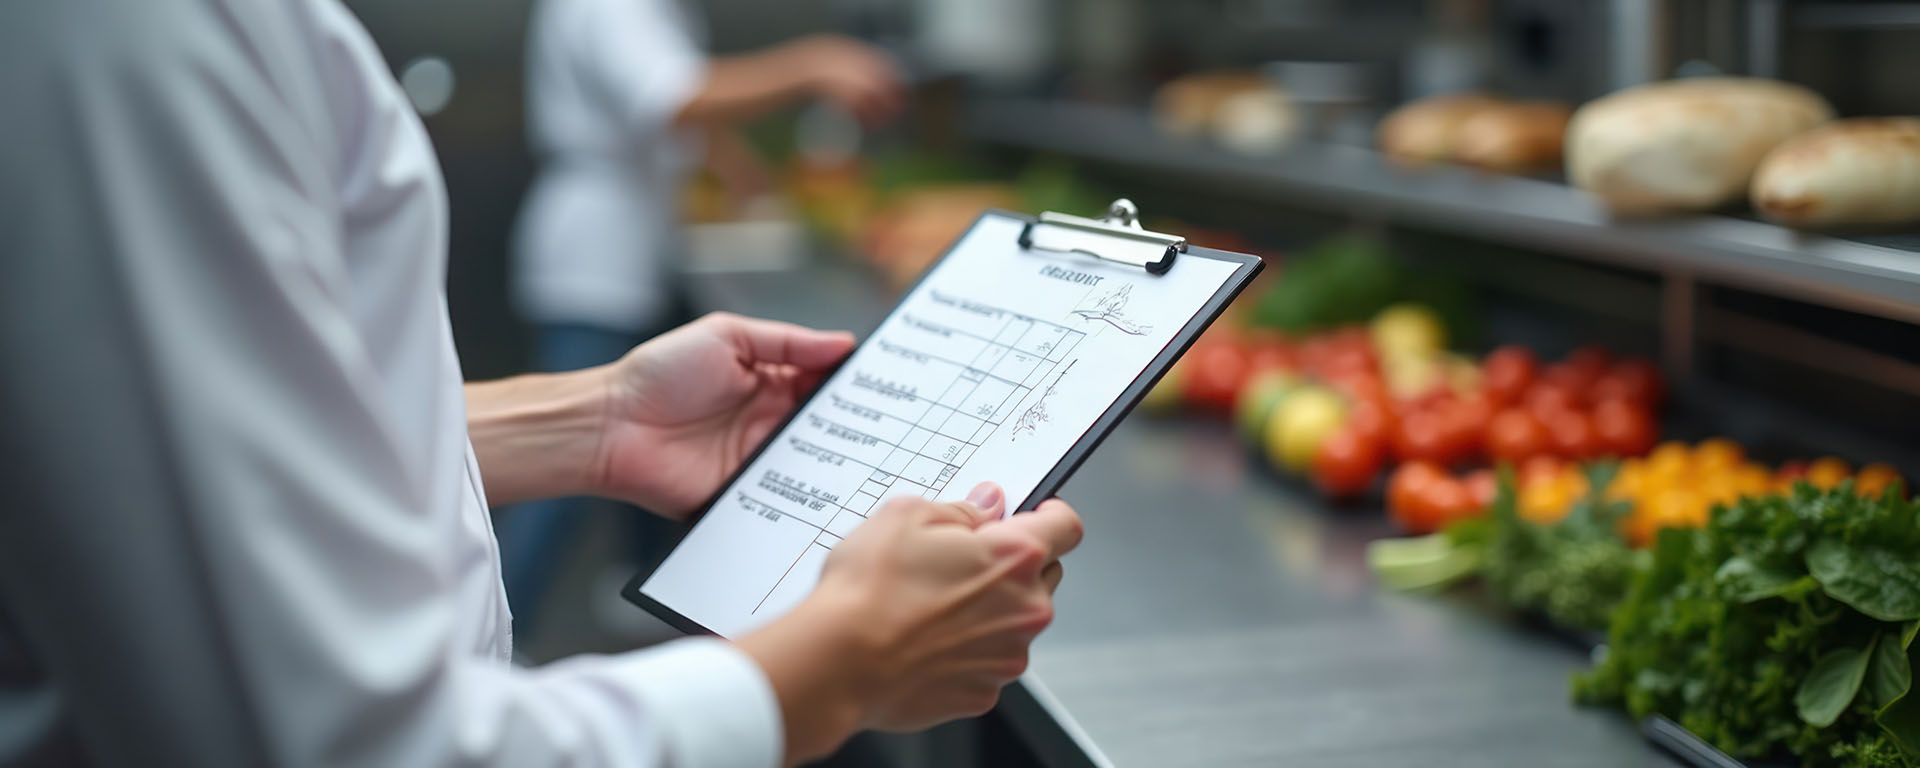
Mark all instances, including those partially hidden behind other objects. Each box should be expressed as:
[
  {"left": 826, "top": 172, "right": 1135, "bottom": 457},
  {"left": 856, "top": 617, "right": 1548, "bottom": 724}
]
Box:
[
  {"left": 1591, "top": 357, "right": 1664, "bottom": 409},
  {"left": 1524, "top": 381, "right": 1582, "bottom": 421},
  {"left": 1326, "top": 369, "right": 1389, "bottom": 405},
  {"left": 1388, "top": 461, "right": 1449, "bottom": 533},
  {"left": 1181, "top": 339, "right": 1249, "bottom": 413},
  {"left": 1313, "top": 426, "right": 1385, "bottom": 499},
  {"left": 1540, "top": 363, "right": 1596, "bottom": 400},
  {"left": 1486, "top": 408, "right": 1550, "bottom": 463},
  {"left": 1564, "top": 346, "right": 1614, "bottom": 380},
  {"left": 1418, "top": 475, "right": 1477, "bottom": 530},
  {"left": 1242, "top": 332, "right": 1300, "bottom": 376},
  {"left": 1544, "top": 408, "right": 1599, "bottom": 459},
  {"left": 1463, "top": 468, "right": 1499, "bottom": 511},
  {"left": 1480, "top": 346, "right": 1539, "bottom": 406},
  {"left": 1441, "top": 396, "right": 1492, "bottom": 460},
  {"left": 1591, "top": 399, "right": 1657, "bottom": 457},
  {"left": 1345, "top": 394, "right": 1398, "bottom": 447},
  {"left": 1392, "top": 408, "right": 1458, "bottom": 464},
  {"left": 1321, "top": 346, "right": 1380, "bottom": 380},
  {"left": 1297, "top": 335, "right": 1336, "bottom": 377}
]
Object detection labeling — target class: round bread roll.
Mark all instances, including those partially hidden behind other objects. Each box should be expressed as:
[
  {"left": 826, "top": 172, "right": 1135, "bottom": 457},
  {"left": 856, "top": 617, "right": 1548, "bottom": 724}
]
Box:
[
  {"left": 1566, "top": 78, "right": 1834, "bottom": 213},
  {"left": 1751, "top": 118, "right": 1920, "bottom": 227},
  {"left": 1454, "top": 101, "right": 1572, "bottom": 172},
  {"left": 1378, "top": 93, "right": 1504, "bottom": 165}
]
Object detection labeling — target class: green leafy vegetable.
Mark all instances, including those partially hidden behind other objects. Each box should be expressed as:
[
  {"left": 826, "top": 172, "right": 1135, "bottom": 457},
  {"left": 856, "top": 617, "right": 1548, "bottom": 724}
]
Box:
[
  {"left": 1809, "top": 540, "right": 1920, "bottom": 622},
  {"left": 1252, "top": 236, "right": 1401, "bottom": 334},
  {"left": 1576, "top": 484, "right": 1920, "bottom": 767},
  {"left": 1718, "top": 556, "right": 1806, "bottom": 603},
  {"left": 1481, "top": 462, "right": 1643, "bottom": 631},
  {"left": 1877, "top": 623, "right": 1920, "bottom": 756},
  {"left": 1869, "top": 627, "right": 1912, "bottom": 710},
  {"left": 1801, "top": 643, "right": 1874, "bottom": 727}
]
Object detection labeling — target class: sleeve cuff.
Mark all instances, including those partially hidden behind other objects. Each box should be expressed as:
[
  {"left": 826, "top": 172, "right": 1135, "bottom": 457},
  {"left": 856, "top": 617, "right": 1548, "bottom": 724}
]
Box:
[{"left": 609, "top": 637, "right": 782, "bottom": 768}]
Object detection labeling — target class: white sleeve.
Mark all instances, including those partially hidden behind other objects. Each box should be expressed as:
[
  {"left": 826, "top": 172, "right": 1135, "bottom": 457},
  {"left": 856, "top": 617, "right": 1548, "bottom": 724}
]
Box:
[
  {"left": 0, "top": 3, "right": 777, "bottom": 767},
  {"left": 573, "top": 0, "right": 709, "bottom": 142}
]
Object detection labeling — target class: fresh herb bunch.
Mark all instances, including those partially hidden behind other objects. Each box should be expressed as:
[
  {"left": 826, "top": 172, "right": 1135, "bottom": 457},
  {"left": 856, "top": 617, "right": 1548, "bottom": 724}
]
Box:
[
  {"left": 1480, "top": 463, "right": 1647, "bottom": 632},
  {"left": 1574, "top": 483, "right": 1920, "bottom": 767}
]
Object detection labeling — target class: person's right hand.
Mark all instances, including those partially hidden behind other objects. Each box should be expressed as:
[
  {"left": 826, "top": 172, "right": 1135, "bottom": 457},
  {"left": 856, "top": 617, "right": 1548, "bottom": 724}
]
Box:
[
  {"left": 781, "top": 34, "right": 904, "bottom": 126},
  {"left": 736, "top": 482, "right": 1081, "bottom": 764}
]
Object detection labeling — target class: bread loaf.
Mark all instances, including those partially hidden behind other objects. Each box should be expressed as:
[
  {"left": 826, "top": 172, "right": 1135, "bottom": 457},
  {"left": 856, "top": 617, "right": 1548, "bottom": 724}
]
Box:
[
  {"left": 1454, "top": 101, "right": 1572, "bottom": 172},
  {"left": 1566, "top": 78, "right": 1833, "bottom": 213},
  {"left": 1153, "top": 72, "right": 1272, "bottom": 139},
  {"left": 1378, "top": 93, "right": 1504, "bottom": 164},
  {"left": 1751, "top": 118, "right": 1920, "bottom": 227}
]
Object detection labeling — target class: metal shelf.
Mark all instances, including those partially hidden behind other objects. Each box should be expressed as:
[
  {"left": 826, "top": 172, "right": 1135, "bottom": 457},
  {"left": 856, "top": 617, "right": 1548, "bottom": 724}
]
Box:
[
  {"left": 1794, "top": 3, "right": 1920, "bottom": 30},
  {"left": 962, "top": 98, "right": 1920, "bottom": 325}
]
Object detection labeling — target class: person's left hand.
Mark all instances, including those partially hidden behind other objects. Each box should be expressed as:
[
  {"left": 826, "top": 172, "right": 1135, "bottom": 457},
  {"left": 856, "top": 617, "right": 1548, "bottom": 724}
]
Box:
[{"left": 591, "top": 312, "right": 855, "bottom": 518}]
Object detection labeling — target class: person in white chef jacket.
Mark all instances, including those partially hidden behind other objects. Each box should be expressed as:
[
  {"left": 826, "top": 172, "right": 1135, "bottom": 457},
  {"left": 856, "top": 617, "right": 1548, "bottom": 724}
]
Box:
[
  {"left": 504, "top": 0, "right": 906, "bottom": 639},
  {"left": 0, "top": 2, "right": 1079, "bottom": 767}
]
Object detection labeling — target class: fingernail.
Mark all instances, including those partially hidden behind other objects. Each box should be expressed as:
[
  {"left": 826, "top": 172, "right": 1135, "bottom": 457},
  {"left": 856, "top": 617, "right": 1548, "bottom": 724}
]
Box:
[{"left": 966, "top": 482, "right": 1002, "bottom": 510}]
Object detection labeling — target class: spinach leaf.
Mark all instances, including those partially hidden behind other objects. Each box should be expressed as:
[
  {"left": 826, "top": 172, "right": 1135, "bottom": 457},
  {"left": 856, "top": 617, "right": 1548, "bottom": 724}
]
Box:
[
  {"left": 1800, "top": 643, "right": 1874, "bottom": 727},
  {"left": 1870, "top": 626, "right": 1915, "bottom": 709},
  {"left": 1716, "top": 556, "right": 1804, "bottom": 603},
  {"left": 1877, "top": 622, "right": 1920, "bottom": 756},
  {"left": 1808, "top": 540, "right": 1920, "bottom": 622}
]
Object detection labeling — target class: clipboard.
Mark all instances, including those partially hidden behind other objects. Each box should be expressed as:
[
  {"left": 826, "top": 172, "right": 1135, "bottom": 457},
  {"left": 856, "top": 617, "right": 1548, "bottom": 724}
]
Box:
[{"left": 624, "top": 200, "right": 1263, "bottom": 637}]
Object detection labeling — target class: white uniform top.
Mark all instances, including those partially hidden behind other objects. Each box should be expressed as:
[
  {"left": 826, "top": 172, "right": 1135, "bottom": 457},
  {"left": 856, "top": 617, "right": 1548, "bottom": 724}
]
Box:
[
  {"left": 514, "top": 0, "right": 708, "bottom": 331},
  {"left": 0, "top": 1, "right": 777, "bottom": 766}
]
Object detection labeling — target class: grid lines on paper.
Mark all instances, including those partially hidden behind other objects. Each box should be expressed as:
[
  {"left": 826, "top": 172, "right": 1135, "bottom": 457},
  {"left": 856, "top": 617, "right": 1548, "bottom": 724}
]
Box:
[{"left": 747, "top": 294, "right": 1086, "bottom": 614}]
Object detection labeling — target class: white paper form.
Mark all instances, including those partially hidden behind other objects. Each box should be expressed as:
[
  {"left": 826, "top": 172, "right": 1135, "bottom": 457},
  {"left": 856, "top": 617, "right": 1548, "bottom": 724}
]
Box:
[{"left": 640, "top": 214, "right": 1242, "bottom": 637}]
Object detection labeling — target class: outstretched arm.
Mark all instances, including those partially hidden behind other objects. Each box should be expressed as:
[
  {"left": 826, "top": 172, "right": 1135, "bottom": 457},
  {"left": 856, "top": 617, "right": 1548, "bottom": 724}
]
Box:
[{"left": 675, "top": 35, "right": 905, "bottom": 129}]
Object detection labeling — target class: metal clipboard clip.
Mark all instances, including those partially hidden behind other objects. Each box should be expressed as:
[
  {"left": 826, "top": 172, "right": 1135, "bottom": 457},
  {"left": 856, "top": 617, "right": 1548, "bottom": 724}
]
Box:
[{"left": 1017, "top": 199, "right": 1186, "bottom": 275}]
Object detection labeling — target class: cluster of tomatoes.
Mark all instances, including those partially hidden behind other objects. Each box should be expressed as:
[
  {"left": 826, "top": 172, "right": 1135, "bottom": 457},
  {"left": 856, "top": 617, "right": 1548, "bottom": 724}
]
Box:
[
  {"left": 1364, "top": 345, "right": 1663, "bottom": 473},
  {"left": 1479, "top": 346, "right": 1663, "bottom": 463},
  {"left": 1166, "top": 322, "right": 1672, "bottom": 535},
  {"left": 1384, "top": 461, "right": 1501, "bottom": 534},
  {"left": 1376, "top": 346, "right": 1666, "bottom": 534}
]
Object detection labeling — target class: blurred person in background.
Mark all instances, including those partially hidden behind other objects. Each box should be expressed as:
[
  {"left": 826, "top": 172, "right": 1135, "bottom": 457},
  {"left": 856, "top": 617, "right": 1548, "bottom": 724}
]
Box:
[
  {"left": 504, "top": 0, "right": 905, "bottom": 641},
  {"left": 0, "top": 2, "right": 1076, "bottom": 767}
]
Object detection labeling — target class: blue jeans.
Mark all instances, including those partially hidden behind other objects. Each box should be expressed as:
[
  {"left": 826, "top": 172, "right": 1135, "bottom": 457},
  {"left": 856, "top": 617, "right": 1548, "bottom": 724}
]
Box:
[{"left": 494, "top": 323, "right": 679, "bottom": 641}]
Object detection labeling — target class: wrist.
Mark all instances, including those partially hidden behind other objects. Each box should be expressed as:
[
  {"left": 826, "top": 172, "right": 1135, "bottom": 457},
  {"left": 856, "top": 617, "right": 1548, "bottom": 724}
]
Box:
[
  {"left": 464, "top": 365, "right": 613, "bottom": 506},
  {"left": 736, "top": 591, "right": 883, "bottom": 764}
]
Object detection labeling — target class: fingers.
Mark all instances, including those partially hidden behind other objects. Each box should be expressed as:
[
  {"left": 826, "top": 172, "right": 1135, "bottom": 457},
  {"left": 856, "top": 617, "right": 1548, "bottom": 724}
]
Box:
[
  {"left": 877, "top": 495, "right": 978, "bottom": 528},
  {"left": 963, "top": 482, "right": 1005, "bottom": 522},
  {"left": 992, "top": 498, "right": 1084, "bottom": 560},
  {"left": 712, "top": 313, "right": 854, "bottom": 371},
  {"left": 1040, "top": 561, "right": 1064, "bottom": 594}
]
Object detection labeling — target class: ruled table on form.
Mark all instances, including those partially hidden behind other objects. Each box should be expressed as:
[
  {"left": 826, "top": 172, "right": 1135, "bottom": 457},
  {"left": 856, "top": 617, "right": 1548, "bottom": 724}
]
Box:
[{"left": 638, "top": 214, "right": 1242, "bottom": 637}]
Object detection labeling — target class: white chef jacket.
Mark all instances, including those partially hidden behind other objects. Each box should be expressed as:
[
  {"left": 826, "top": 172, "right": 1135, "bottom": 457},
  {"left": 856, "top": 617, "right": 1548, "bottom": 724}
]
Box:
[
  {"left": 0, "top": 1, "right": 778, "bottom": 766},
  {"left": 514, "top": 0, "right": 708, "bottom": 332}
]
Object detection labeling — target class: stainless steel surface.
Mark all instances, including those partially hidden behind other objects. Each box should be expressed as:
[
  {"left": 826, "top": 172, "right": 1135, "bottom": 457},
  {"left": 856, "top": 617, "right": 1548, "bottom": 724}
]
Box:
[
  {"left": 962, "top": 98, "right": 1920, "bottom": 325},
  {"left": 1030, "top": 419, "right": 1674, "bottom": 767},
  {"left": 689, "top": 260, "right": 1678, "bottom": 767},
  {"left": 1610, "top": 0, "right": 1672, "bottom": 88},
  {"left": 1746, "top": 0, "right": 1782, "bottom": 77}
]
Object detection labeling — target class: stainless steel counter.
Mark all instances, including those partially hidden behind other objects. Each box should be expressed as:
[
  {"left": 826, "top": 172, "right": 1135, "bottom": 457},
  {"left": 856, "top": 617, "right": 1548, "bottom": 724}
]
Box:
[
  {"left": 689, "top": 262, "right": 1678, "bottom": 767},
  {"left": 1014, "top": 416, "right": 1674, "bottom": 767}
]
